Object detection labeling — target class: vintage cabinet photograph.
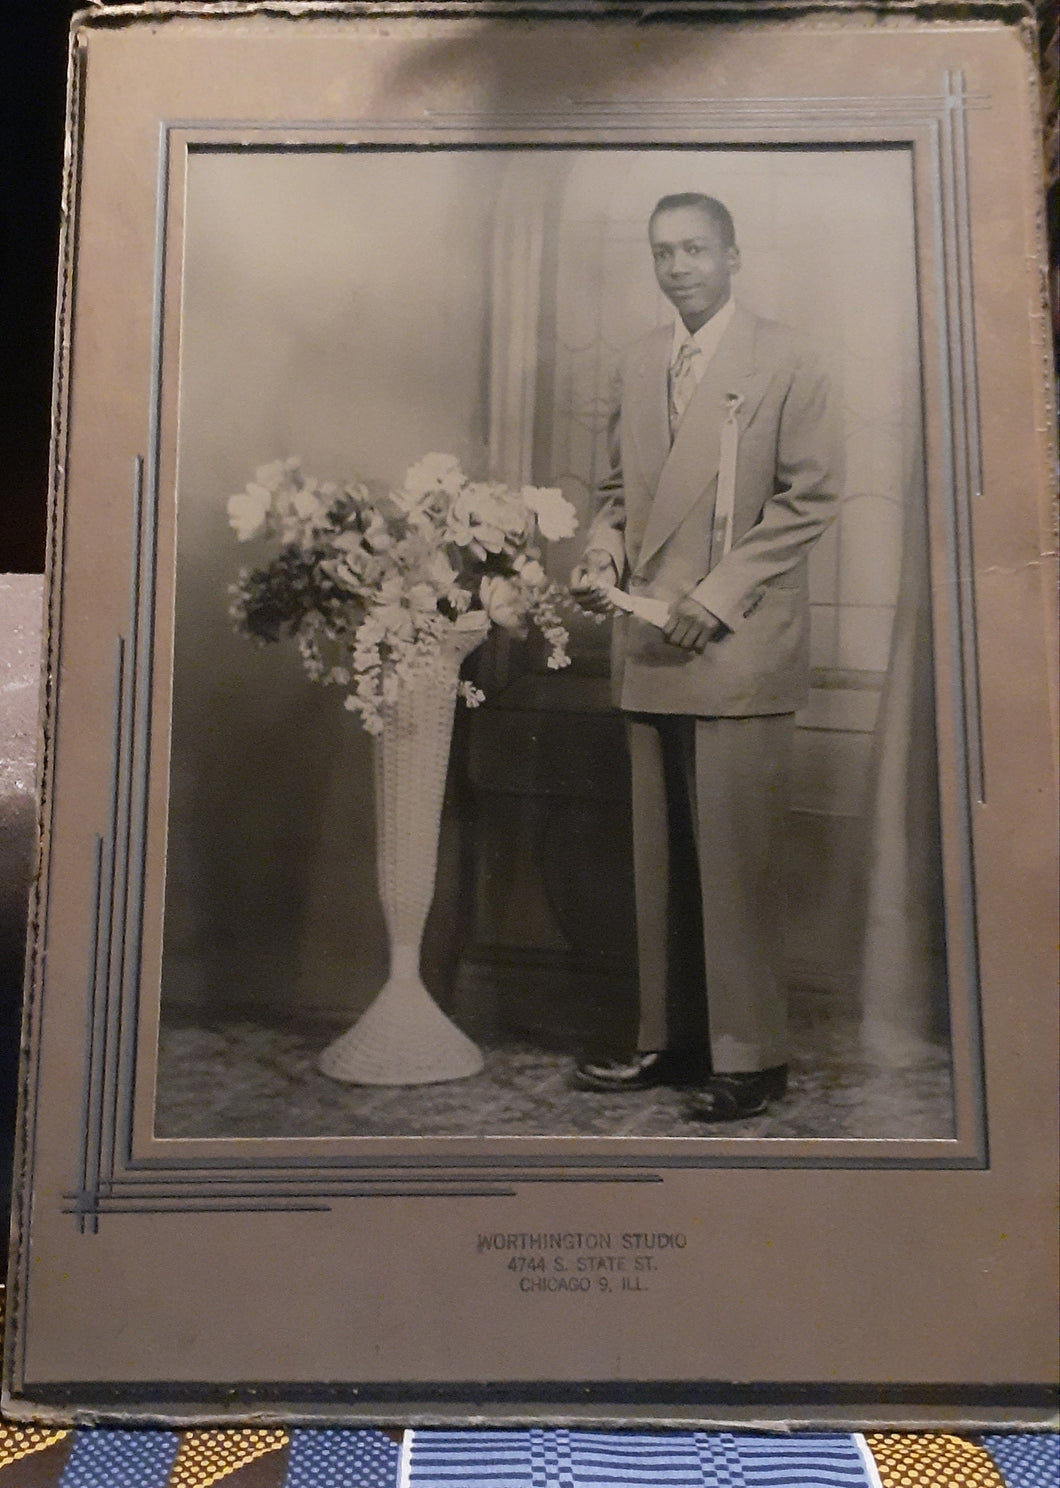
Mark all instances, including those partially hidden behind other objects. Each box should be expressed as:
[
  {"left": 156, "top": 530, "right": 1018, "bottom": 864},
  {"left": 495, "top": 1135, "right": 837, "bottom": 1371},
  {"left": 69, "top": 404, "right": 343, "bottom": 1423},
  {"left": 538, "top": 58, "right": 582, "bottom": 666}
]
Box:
[{"left": 4, "top": 4, "right": 1056, "bottom": 1423}]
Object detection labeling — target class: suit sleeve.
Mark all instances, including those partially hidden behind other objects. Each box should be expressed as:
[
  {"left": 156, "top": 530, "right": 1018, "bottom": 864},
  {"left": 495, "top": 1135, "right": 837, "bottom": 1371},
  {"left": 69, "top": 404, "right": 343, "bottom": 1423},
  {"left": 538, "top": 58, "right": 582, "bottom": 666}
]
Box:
[
  {"left": 689, "top": 354, "right": 841, "bottom": 631},
  {"left": 581, "top": 364, "right": 628, "bottom": 581}
]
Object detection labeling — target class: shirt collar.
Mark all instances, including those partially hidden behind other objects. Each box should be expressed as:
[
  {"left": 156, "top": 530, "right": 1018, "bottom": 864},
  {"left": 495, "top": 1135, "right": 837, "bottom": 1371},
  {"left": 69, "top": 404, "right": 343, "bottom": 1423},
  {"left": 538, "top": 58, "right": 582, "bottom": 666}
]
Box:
[{"left": 671, "top": 296, "right": 736, "bottom": 364}]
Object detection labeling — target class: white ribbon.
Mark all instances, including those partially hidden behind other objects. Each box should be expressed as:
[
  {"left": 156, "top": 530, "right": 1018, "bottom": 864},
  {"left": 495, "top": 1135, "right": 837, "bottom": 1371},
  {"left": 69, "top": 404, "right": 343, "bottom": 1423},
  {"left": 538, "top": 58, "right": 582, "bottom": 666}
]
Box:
[{"left": 713, "top": 391, "right": 744, "bottom": 559}]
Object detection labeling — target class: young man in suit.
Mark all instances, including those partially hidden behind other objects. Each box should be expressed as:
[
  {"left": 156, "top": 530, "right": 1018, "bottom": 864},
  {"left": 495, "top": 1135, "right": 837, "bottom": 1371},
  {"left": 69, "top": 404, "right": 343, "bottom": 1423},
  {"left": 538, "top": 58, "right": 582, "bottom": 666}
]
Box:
[{"left": 570, "top": 193, "right": 841, "bottom": 1121}]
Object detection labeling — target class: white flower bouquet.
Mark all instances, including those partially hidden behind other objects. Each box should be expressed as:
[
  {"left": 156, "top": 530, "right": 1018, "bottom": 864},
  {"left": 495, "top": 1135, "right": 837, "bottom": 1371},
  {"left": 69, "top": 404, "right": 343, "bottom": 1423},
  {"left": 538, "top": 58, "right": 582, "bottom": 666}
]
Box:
[{"left": 227, "top": 453, "right": 578, "bottom": 731}]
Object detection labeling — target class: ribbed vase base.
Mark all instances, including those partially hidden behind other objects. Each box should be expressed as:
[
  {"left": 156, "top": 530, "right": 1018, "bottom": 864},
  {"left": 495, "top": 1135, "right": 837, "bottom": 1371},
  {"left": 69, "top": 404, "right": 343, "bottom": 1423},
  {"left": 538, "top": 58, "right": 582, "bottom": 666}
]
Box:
[{"left": 318, "top": 976, "right": 484, "bottom": 1085}]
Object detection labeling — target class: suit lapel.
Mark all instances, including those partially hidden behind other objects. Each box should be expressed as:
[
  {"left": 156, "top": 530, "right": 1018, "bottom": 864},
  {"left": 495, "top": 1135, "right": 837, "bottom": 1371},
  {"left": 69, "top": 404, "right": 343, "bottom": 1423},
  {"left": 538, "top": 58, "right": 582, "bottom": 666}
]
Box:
[{"left": 634, "top": 305, "right": 762, "bottom": 574}]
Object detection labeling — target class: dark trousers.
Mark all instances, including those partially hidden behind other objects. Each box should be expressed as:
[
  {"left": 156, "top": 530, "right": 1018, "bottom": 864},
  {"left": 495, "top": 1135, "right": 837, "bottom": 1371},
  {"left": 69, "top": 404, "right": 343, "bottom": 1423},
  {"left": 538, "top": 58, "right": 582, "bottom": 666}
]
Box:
[{"left": 626, "top": 712, "right": 794, "bottom": 1074}]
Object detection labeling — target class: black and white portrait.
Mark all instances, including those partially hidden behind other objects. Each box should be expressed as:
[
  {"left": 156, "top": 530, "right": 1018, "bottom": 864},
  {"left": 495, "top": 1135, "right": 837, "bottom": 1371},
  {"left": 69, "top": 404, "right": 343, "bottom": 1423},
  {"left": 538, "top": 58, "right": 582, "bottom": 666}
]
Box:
[{"left": 156, "top": 146, "right": 952, "bottom": 1141}]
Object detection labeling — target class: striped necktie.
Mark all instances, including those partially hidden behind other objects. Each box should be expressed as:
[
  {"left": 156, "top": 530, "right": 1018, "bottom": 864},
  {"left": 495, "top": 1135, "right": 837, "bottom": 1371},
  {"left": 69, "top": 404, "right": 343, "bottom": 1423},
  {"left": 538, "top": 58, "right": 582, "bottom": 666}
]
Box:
[{"left": 668, "top": 339, "right": 701, "bottom": 436}]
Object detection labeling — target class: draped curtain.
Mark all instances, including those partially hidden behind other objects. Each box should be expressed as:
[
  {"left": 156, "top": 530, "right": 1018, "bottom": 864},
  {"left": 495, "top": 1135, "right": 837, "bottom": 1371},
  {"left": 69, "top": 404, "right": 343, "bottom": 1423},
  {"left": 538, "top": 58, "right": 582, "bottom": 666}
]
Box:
[{"left": 858, "top": 441, "right": 951, "bottom": 1062}]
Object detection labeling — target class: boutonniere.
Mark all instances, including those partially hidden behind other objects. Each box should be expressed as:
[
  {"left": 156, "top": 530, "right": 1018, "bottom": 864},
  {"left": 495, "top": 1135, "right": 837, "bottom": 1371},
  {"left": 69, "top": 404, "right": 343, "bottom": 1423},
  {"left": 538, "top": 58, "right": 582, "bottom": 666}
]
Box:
[{"left": 723, "top": 391, "right": 745, "bottom": 419}]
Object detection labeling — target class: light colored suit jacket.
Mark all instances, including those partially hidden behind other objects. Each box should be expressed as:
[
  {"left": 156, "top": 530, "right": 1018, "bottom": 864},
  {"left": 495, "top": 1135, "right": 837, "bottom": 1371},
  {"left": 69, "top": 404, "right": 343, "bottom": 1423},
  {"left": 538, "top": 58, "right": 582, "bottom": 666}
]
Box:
[{"left": 586, "top": 304, "right": 841, "bottom": 716}]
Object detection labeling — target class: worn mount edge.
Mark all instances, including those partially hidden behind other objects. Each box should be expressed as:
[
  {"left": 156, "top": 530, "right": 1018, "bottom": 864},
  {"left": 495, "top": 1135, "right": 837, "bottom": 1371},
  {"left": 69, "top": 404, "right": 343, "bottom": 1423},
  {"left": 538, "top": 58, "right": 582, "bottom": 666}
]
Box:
[{"left": 71, "top": 0, "right": 1037, "bottom": 33}]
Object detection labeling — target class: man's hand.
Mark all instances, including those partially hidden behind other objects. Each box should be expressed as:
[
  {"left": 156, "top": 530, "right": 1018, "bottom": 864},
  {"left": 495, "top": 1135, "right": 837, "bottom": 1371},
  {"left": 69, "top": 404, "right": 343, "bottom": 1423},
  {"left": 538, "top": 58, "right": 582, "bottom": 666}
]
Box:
[
  {"left": 570, "top": 551, "right": 619, "bottom": 614},
  {"left": 663, "top": 595, "right": 728, "bottom": 652}
]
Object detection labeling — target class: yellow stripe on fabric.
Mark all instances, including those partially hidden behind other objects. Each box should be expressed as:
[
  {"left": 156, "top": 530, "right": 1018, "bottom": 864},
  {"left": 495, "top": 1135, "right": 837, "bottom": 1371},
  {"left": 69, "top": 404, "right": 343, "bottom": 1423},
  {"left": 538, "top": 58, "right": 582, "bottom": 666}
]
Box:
[
  {"left": 0, "top": 1425, "right": 70, "bottom": 1469},
  {"left": 168, "top": 1430, "right": 289, "bottom": 1487},
  {"left": 866, "top": 1432, "right": 1009, "bottom": 1488}
]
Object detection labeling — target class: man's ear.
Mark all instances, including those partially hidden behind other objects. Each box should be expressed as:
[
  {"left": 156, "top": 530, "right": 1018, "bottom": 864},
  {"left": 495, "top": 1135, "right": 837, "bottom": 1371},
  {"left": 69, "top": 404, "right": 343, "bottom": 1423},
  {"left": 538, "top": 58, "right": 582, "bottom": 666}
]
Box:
[{"left": 728, "top": 245, "right": 742, "bottom": 274}]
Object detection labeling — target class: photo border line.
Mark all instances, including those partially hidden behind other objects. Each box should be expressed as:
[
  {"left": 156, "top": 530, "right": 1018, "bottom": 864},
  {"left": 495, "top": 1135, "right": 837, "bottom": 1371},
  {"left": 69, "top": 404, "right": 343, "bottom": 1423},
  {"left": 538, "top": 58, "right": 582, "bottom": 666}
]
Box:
[
  {"left": 930, "top": 73, "right": 988, "bottom": 1161},
  {"left": 163, "top": 94, "right": 991, "bottom": 136},
  {"left": 942, "top": 70, "right": 986, "bottom": 805},
  {"left": 82, "top": 638, "right": 124, "bottom": 1236},
  {"left": 77, "top": 833, "right": 105, "bottom": 1234},
  {"left": 68, "top": 459, "right": 144, "bottom": 1230}
]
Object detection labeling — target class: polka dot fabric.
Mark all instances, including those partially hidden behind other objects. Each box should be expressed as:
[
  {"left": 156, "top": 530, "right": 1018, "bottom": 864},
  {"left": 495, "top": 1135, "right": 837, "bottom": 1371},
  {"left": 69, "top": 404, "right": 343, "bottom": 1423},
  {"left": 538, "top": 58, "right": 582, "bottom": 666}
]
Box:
[
  {"left": 978, "top": 1433, "right": 1060, "bottom": 1488},
  {"left": 284, "top": 1429, "right": 400, "bottom": 1487},
  {"left": 0, "top": 1424, "right": 69, "bottom": 1469},
  {"left": 866, "top": 1432, "right": 1009, "bottom": 1487},
  {"left": 169, "top": 1429, "right": 288, "bottom": 1486},
  {"left": 57, "top": 1429, "right": 179, "bottom": 1487}
]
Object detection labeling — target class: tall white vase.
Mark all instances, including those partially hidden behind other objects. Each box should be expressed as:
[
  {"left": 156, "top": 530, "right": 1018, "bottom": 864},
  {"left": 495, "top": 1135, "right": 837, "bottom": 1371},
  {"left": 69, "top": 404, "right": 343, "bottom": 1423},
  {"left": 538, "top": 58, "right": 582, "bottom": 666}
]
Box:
[{"left": 318, "top": 613, "right": 488, "bottom": 1085}]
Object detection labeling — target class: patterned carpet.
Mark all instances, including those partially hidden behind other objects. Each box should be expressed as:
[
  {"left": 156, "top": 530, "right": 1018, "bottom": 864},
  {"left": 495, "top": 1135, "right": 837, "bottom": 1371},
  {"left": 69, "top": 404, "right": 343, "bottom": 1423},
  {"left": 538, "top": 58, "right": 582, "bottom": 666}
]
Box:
[{"left": 156, "top": 995, "right": 953, "bottom": 1139}]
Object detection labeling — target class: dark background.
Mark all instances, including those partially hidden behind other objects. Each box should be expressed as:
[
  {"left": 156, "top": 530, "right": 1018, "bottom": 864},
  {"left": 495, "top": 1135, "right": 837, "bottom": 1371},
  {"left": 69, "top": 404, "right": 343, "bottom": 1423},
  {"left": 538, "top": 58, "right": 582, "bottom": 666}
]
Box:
[{"left": 2, "top": 0, "right": 69, "bottom": 572}]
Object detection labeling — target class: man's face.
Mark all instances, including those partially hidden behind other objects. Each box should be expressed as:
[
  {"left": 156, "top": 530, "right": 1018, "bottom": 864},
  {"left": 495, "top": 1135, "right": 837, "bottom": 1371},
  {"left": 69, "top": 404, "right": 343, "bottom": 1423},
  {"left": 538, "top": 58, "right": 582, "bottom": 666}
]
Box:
[{"left": 649, "top": 206, "right": 738, "bottom": 332}]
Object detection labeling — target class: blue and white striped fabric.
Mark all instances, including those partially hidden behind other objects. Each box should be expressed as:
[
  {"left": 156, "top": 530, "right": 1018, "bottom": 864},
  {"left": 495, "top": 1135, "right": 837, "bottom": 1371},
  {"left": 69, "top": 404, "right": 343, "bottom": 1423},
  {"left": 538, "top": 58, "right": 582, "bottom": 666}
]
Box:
[
  {"left": 403, "top": 1429, "right": 874, "bottom": 1487},
  {"left": 978, "top": 1433, "right": 1060, "bottom": 1488},
  {"left": 702, "top": 1432, "right": 872, "bottom": 1485},
  {"left": 58, "top": 1428, "right": 179, "bottom": 1487}
]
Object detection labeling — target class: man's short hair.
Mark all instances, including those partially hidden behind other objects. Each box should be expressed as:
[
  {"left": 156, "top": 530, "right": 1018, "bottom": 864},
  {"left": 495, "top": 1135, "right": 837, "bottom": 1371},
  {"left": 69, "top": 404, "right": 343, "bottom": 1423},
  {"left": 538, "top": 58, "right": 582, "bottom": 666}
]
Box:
[{"left": 649, "top": 193, "right": 736, "bottom": 249}]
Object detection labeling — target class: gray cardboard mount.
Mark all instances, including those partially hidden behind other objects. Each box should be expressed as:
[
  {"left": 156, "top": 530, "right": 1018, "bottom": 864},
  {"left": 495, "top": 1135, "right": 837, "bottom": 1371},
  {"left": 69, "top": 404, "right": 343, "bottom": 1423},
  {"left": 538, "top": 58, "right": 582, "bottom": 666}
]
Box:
[{"left": 3, "top": 2, "right": 1058, "bottom": 1427}]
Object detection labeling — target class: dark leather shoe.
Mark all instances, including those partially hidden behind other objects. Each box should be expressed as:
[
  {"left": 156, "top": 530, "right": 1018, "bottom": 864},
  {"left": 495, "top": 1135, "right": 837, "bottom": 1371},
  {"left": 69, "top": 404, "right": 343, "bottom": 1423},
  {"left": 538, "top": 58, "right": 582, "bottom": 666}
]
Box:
[
  {"left": 572, "top": 1050, "right": 710, "bottom": 1092},
  {"left": 683, "top": 1064, "right": 788, "bottom": 1122}
]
